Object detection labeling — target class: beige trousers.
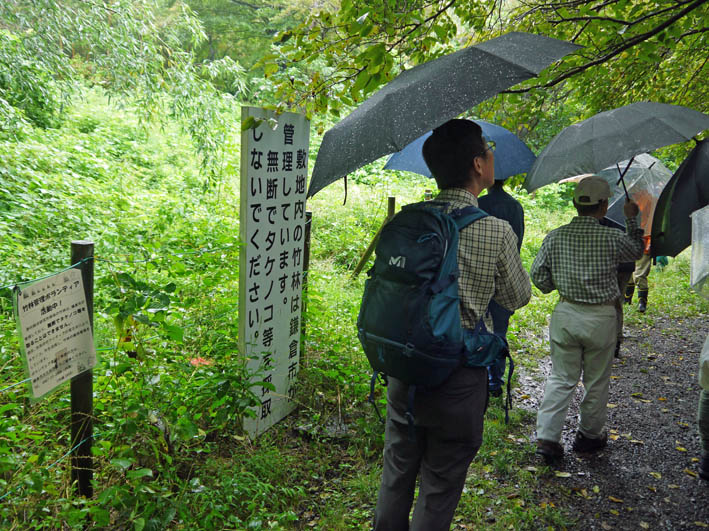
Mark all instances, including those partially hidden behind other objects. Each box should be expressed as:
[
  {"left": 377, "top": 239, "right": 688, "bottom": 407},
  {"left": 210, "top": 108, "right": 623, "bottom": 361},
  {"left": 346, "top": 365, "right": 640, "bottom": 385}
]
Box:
[
  {"left": 628, "top": 254, "right": 652, "bottom": 291},
  {"left": 536, "top": 301, "right": 617, "bottom": 442}
]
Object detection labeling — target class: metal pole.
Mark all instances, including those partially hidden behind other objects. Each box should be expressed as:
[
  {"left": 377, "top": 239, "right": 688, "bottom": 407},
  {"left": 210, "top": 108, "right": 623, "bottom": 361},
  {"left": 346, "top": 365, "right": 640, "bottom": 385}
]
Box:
[
  {"left": 70, "top": 240, "right": 94, "bottom": 498},
  {"left": 352, "top": 197, "right": 396, "bottom": 278},
  {"left": 301, "top": 212, "right": 312, "bottom": 365},
  {"left": 616, "top": 156, "right": 635, "bottom": 200},
  {"left": 387, "top": 196, "right": 396, "bottom": 218}
]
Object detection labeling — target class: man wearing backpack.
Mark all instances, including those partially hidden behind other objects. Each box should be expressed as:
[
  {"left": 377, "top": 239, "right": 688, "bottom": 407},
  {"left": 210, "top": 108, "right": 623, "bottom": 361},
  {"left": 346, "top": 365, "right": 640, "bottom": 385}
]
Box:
[
  {"left": 373, "top": 119, "right": 531, "bottom": 531},
  {"left": 530, "top": 176, "right": 643, "bottom": 463}
]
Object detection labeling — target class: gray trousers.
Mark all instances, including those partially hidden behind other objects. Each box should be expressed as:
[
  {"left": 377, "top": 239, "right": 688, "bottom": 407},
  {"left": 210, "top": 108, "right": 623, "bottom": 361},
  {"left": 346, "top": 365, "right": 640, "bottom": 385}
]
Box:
[
  {"left": 536, "top": 301, "right": 617, "bottom": 442},
  {"left": 373, "top": 367, "right": 487, "bottom": 531},
  {"left": 699, "top": 390, "right": 709, "bottom": 455}
]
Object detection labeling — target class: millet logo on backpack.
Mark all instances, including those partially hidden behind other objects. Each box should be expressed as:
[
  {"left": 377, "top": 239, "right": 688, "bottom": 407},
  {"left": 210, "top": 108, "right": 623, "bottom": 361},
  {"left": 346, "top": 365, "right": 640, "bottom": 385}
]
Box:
[{"left": 389, "top": 256, "right": 406, "bottom": 268}]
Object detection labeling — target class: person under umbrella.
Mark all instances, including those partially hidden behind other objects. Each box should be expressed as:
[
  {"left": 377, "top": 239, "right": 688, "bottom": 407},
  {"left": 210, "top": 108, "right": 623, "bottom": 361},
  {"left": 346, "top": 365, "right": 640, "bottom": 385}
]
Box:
[
  {"left": 373, "top": 120, "right": 531, "bottom": 529},
  {"left": 623, "top": 189, "right": 655, "bottom": 312},
  {"left": 530, "top": 176, "right": 642, "bottom": 463}
]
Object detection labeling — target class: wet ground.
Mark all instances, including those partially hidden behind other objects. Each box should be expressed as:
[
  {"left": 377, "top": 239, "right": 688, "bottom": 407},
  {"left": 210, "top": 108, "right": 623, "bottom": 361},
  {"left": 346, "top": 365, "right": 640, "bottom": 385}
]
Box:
[{"left": 516, "top": 314, "right": 709, "bottom": 529}]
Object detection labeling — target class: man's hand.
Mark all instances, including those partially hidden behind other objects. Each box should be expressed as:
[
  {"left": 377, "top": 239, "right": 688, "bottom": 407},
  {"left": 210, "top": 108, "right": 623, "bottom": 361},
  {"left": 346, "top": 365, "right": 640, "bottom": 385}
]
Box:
[{"left": 623, "top": 200, "right": 639, "bottom": 218}]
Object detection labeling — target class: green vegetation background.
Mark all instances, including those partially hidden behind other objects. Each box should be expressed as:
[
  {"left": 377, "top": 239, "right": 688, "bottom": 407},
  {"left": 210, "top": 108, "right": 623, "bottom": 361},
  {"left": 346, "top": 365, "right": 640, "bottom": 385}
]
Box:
[{"left": 0, "top": 88, "right": 706, "bottom": 530}]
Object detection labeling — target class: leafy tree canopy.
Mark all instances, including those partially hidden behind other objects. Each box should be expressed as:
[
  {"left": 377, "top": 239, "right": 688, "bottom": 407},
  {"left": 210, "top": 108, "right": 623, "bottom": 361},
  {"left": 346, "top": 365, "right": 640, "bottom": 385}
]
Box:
[{"left": 268, "top": 0, "right": 708, "bottom": 149}]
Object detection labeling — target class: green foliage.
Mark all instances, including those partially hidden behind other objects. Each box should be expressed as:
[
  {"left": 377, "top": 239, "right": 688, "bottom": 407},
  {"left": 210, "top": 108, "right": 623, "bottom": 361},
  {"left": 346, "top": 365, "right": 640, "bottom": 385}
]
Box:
[
  {"left": 0, "top": 0, "right": 249, "bottom": 180},
  {"left": 270, "top": 0, "right": 707, "bottom": 169}
]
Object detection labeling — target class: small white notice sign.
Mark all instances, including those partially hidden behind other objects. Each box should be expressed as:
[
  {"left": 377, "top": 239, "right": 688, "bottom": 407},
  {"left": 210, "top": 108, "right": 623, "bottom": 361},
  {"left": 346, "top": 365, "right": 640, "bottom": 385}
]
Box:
[{"left": 15, "top": 268, "right": 96, "bottom": 399}]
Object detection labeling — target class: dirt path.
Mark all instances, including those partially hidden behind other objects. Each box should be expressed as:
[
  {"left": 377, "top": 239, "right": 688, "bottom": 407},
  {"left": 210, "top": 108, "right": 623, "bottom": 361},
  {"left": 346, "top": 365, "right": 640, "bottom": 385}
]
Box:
[{"left": 516, "top": 314, "right": 709, "bottom": 530}]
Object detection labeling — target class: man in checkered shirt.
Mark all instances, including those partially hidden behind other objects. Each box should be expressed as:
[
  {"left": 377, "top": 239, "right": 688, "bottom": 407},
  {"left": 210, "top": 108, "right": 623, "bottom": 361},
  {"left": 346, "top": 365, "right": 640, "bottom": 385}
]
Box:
[
  {"left": 374, "top": 119, "right": 531, "bottom": 531},
  {"left": 530, "top": 176, "right": 643, "bottom": 462}
]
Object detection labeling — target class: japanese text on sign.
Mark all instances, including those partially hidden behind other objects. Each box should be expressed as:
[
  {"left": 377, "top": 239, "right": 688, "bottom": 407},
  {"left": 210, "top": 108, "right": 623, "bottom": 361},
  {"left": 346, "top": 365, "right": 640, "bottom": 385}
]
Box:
[
  {"left": 15, "top": 268, "right": 96, "bottom": 399},
  {"left": 239, "top": 107, "right": 309, "bottom": 437}
]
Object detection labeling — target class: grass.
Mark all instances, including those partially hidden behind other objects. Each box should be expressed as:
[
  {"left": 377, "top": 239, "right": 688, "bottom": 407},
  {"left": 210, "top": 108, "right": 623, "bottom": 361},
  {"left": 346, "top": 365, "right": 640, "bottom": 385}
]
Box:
[{"left": 0, "top": 91, "right": 707, "bottom": 529}]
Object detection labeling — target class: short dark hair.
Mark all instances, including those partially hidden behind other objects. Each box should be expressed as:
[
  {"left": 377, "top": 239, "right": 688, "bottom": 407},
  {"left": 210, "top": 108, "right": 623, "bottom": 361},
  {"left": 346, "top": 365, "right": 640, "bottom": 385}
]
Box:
[
  {"left": 574, "top": 200, "right": 606, "bottom": 216},
  {"left": 422, "top": 119, "right": 487, "bottom": 189}
]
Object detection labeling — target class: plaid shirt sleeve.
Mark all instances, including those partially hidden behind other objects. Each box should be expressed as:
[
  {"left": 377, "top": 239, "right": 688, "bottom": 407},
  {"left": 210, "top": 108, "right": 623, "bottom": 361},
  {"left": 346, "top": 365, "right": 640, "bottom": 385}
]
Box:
[
  {"left": 530, "top": 234, "right": 555, "bottom": 294},
  {"left": 437, "top": 188, "right": 531, "bottom": 329},
  {"left": 618, "top": 216, "right": 644, "bottom": 262},
  {"left": 494, "top": 225, "right": 532, "bottom": 311}
]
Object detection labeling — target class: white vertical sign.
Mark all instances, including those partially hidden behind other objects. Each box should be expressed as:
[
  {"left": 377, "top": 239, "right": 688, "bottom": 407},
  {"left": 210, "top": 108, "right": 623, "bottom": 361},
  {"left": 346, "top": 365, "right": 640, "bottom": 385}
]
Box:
[
  {"left": 15, "top": 269, "right": 96, "bottom": 399},
  {"left": 239, "top": 106, "right": 309, "bottom": 437}
]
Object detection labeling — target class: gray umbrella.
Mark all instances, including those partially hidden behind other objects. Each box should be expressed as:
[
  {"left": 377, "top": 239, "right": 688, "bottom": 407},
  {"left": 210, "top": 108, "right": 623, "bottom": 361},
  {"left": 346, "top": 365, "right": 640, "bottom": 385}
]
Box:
[
  {"left": 307, "top": 32, "right": 580, "bottom": 197},
  {"left": 524, "top": 102, "right": 709, "bottom": 192}
]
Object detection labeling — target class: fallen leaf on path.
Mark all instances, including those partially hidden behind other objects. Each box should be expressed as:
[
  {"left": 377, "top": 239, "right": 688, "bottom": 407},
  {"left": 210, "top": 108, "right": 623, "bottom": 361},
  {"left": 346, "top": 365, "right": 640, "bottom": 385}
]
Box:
[
  {"left": 593, "top": 485, "right": 600, "bottom": 493},
  {"left": 649, "top": 472, "right": 661, "bottom": 479},
  {"left": 518, "top": 394, "right": 530, "bottom": 399},
  {"left": 610, "top": 434, "right": 619, "bottom": 440},
  {"left": 684, "top": 468, "right": 698, "bottom": 478},
  {"left": 610, "top": 509, "right": 619, "bottom": 515},
  {"left": 647, "top": 486, "right": 657, "bottom": 492},
  {"left": 668, "top": 484, "right": 680, "bottom": 489},
  {"left": 631, "top": 392, "right": 643, "bottom": 398},
  {"left": 607, "top": 403, "right": 618, "bottom": 408},
  {"left": 601, "top": 523, "right": 612, "bottom": 530},
  {"left": 629, "top": 439, "right": 644, "bottom": 445},
  {"left": 676, "top": 446, "right": 687, "bottom": 452},
  {"left": 639, "top": 523, "right": 650, "bottom": 529},
  {"left": 692, "top": 457, "right": 700, "bottom": 463},
  {"left": 694, "top": 522, "right": 708, "bottom": 528},
  {"left": 525, "top": 466, "right": 537, "bottom": 472},
  {"left": 608, "top": 496, "right": 623, "bottom": 503},
  {"left": 555, "top": 471, "right": 571, "bottom": 478}
]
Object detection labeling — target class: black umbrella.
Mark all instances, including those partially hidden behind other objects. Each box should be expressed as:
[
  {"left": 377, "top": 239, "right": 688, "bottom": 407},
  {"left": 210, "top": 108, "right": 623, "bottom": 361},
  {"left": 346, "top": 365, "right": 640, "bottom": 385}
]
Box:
[
  {"left": 307, "top": 32, "right": 580, "bottom": 197},
  {"left": 651, "top": 139, "right": 709, "bottom": 257}
]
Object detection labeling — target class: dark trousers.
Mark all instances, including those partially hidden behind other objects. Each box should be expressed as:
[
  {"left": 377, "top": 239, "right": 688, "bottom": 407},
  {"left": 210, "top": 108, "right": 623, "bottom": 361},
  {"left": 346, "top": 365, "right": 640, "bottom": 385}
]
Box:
[{"left": 373, "top": 367, "right": 487, "bottom": 531}]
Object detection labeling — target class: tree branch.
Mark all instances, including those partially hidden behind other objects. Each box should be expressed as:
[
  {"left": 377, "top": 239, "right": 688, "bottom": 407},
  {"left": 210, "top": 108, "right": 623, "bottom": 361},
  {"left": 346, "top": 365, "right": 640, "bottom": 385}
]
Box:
[{"left": 505, "top": 0, "right": 709, "bottom": 94}]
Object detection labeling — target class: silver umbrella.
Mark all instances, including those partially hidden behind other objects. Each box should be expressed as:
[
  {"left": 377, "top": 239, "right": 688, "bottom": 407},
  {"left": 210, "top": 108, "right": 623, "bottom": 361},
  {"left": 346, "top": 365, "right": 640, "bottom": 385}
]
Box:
[
  {"left": 524, "top": 102, "right": 709, "bottom": 192},
  {"left": 307, "top": 32, "right": 580, "bottom": 197}
]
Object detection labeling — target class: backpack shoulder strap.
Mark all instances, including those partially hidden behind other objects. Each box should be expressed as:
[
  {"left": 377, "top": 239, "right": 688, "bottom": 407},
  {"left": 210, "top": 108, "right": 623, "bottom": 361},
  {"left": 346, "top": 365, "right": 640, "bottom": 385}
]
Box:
[{"left": 450, "top": 205, "right": 488, "bottom": 230}]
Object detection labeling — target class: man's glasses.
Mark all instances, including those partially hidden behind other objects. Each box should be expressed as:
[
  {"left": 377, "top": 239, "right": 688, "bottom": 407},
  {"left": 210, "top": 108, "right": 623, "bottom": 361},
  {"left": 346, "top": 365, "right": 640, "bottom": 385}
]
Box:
[{"left": 474, "top": 140, "right": 495, "bottom": 161}]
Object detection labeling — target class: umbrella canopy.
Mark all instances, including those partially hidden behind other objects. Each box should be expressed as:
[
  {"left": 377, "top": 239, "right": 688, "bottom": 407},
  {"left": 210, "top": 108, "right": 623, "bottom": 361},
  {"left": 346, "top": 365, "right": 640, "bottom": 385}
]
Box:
[
  {"left": 651, "top": 139, "right": 709, "bottom": 257},
  {"left": 601, "top": 154, "right": 672, "bottom": 233},
  {"left": 382, "top": 120, "right": 536, "bottom": 181},
  {"left": 524, "top": 102, "right": 709, "bottom": 192},
  {"left": 307, "top": 32, "right": 580, "bottom": 197}
]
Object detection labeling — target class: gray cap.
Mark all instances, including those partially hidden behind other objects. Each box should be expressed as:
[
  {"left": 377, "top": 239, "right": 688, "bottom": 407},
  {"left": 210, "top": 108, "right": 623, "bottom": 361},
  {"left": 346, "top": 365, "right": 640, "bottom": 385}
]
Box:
[{"left": 574, "top": 175, "right": 611, "bottom": 205}]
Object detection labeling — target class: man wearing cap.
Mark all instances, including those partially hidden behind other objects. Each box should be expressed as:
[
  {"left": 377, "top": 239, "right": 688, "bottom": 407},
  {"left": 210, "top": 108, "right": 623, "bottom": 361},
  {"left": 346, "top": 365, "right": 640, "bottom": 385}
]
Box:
[{"left": 530, "top": 176, "right": 643, "bottom": 462}]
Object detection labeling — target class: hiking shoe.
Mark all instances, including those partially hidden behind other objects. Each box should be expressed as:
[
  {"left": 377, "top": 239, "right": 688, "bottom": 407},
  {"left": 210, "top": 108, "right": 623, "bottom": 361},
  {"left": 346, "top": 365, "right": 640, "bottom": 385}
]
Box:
[
  {"left": 572, "top": 431, "right": 607, "bottom": 453},
  {"left": 536, "top": 439, "right": 564, "bottom": 464},
  {"left": 489, "top": 387, "right": 502, "bottom": 398},
  {"left": 700, "top": 453, "right": 709, "bottom": 481},
  {"left": 638, "top": 299, "right": 647, "bottom": 313}
]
